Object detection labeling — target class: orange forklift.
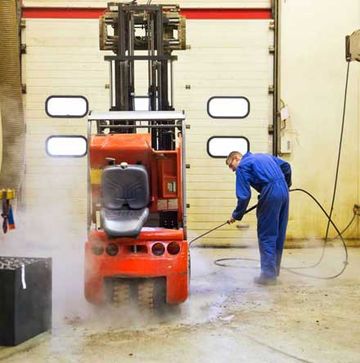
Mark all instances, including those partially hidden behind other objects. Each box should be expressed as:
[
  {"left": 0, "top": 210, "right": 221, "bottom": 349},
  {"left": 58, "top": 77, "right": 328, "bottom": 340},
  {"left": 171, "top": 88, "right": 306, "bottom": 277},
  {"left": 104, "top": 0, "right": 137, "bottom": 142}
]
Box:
[{"left": 84, "top": 2, "right": 189, "bottom": 308}]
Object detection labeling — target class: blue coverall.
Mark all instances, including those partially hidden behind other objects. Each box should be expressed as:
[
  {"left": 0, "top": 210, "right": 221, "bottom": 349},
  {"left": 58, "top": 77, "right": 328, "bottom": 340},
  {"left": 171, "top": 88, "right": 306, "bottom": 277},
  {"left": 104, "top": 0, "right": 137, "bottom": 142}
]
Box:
[{"left": 232, "top": 152, "right": 292, "bottom": 279}]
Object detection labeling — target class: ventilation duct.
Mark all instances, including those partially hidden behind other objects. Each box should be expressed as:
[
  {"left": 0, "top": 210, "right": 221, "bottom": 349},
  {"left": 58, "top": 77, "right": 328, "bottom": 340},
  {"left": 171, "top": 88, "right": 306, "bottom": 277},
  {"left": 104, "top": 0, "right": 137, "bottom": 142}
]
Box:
[{"left": 0, "top": 0, "right": 25, "bottom": 191}]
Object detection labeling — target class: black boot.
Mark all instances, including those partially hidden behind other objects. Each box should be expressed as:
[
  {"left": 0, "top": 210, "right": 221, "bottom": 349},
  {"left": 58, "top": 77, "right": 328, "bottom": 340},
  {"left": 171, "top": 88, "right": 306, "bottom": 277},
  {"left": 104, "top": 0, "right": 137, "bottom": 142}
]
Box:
[{"left": 254, "top": 275, "right": 277, "bottom": 286}]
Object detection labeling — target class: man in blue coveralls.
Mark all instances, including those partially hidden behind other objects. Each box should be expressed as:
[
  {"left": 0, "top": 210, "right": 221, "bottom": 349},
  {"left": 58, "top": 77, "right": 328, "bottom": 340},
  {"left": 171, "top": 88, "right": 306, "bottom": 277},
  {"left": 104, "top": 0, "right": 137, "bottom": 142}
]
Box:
[{"left": 226, "top": 151, "right": 292, "bottom": 285}]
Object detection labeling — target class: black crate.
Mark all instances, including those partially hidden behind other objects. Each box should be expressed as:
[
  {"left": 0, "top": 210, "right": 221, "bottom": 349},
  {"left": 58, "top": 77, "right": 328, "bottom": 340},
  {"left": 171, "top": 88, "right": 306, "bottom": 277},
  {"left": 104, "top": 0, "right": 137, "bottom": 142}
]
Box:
[{"left": 0, "top": 257, "right": 52, "bottom": 346}]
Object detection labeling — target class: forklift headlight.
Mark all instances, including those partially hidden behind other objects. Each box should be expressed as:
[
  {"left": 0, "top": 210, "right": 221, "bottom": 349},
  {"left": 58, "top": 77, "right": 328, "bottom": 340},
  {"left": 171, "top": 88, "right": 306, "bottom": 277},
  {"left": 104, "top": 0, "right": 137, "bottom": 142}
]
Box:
[
  {"left": 152, "top": 243, "right": 165, "bottom": 256},
  {"left": 106, "top": 243, "right": 119, "bottom": 256},
  {"left": 167, "top": 242, "right": 180, "bottom": 255}
]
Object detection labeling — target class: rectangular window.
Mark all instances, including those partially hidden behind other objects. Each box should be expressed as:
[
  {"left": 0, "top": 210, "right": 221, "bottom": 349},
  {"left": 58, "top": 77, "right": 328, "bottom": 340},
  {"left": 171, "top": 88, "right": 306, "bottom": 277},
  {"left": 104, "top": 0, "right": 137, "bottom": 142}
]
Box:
[
  {"left": 46, "top": 136, "right": 87, "bottom": 157},
  {"left": 207, "top": 96, "right": 250, "bottom": 119},
  {"left": 45, "top": 96, "right": 89, "bottom": 118},
  {"left": 207, "top": 136, "right": 249, "bottom": 158}
]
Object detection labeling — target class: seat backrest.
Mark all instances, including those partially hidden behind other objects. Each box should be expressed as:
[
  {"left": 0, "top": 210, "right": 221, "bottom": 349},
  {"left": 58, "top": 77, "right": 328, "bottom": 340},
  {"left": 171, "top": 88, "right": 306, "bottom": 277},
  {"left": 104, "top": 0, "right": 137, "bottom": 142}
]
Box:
[{"left": 102, "top": 164, "right": 150, "bottom": 210}]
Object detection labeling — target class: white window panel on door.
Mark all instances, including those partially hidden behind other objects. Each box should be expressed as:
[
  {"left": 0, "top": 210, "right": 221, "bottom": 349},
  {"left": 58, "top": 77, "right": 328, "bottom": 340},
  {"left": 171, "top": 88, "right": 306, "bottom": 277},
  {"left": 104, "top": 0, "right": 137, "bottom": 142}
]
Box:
[
  {"left": 134, "top": 97, "right": 150, "bottom": 111},
  {"left": 207, "top": 97, "right": 250, "bottom": 119},
  {"left": 45, "top": 96, "right": 89, "bottom": 118},
  {"left": 46, "top": 135, "right": 87, "bottom": 157},
  {"left": 207, "top": 136, "right": 249, "bottom": 158}
]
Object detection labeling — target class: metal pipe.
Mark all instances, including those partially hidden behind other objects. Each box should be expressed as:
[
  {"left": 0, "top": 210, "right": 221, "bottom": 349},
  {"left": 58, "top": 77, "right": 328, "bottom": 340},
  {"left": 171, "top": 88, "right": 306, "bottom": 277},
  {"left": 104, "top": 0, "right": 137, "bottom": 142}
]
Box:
[
  {"left": 272, "top": 0, "right": 281, "bottom": 156},
  {"left": 170, "top": 60, "right": 174, "bottom": 107},
  {"left": 96, "top": 124, "right": 180, "bottom": 129},
  {"left": 181, "top": 118, "right": 187, "bottom": 239},
  {"left": 87, "top": 121, "right": 92, "bottom": 231},
  {"left": 147, "top": 13, "right": 151, "bottom": 103},
  {"left": 109, "top": 60, "right": 113, "bottom": 108},
  {"left": 129, "top": 12, "right": 135, "bottom": 108}
]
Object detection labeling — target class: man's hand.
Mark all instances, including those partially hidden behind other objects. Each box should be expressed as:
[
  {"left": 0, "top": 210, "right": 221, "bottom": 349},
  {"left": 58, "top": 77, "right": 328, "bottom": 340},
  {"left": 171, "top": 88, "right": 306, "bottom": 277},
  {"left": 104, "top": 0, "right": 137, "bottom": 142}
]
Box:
[{"left": 227, "top": 217, "right": 236, "bottom": 224}]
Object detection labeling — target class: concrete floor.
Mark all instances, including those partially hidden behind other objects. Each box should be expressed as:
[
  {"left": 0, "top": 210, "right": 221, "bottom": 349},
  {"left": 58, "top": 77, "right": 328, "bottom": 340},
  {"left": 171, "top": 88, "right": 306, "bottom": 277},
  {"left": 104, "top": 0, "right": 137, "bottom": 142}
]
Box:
[{"left": 0, "top": 245, "right": 359, "bottom": 363}]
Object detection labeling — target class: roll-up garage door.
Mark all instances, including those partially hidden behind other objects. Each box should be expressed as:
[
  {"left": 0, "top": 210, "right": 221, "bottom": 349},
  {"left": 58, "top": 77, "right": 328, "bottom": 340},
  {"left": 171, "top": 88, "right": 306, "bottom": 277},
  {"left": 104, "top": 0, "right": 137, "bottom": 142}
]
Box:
[
  {"left": 175, "top": 17, "right": 274, "bottom": 245},
  {"left": 22, "top": 1, "right": 274, "bottom": 244}
]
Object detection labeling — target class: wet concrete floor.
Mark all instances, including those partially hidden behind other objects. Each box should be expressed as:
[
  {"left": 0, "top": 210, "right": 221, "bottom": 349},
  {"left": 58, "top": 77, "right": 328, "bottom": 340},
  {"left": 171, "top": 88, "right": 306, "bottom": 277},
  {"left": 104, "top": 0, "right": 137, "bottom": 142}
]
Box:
[{"left": 0, "top": 246, "right": 359, "bottom": 363}]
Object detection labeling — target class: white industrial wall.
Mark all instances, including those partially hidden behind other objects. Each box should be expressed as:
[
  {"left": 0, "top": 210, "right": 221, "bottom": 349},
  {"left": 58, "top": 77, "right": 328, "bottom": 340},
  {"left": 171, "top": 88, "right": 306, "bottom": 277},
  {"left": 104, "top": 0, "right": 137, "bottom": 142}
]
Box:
[
  {"left": 281, "top": 0, "right": 360, "bottom": 242},
  {"left": 21, "top": 1, "right": 274, "bottom": 246}
]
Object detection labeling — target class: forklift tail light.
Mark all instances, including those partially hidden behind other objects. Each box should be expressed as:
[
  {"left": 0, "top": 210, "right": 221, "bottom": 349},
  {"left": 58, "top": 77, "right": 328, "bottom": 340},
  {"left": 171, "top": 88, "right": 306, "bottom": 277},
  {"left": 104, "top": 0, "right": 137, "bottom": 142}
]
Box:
[
  {"left": 152, "top": 243, "right": 165, "bottom": 256},
  {"left": 167, "top": 242, "right": 180, "bottom": 255},
  {"left": 92, "top": 245, "right": 104, "bottom": 256}
]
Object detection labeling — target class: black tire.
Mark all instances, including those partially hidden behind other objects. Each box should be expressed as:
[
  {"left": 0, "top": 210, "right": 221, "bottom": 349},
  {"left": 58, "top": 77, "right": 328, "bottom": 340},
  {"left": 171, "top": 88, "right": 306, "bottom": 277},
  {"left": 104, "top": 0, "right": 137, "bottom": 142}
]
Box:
[{"left": 138, "top": 278, "right": 166, "bottom": 310}]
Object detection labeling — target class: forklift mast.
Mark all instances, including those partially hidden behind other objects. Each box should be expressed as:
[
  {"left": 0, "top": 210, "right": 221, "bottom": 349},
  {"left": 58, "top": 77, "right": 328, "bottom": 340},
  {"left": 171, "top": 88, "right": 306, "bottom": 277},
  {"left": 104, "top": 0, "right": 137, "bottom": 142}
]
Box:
[{"left": 99, "top": 1, "right": 186, "bottom": 149}]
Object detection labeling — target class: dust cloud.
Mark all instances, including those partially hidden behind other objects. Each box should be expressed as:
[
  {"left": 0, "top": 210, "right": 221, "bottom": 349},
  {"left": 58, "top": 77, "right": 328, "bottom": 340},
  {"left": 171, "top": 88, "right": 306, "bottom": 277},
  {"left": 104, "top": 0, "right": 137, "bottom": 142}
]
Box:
[
  {"left": 0, "top": 197, "right": 88, "bottom": 328},
  {"left": 0, "top": 181, "right": 350, "bottom": 335},
  {"left": 0, "top": 191, "right": 234, "bottom": 332}
]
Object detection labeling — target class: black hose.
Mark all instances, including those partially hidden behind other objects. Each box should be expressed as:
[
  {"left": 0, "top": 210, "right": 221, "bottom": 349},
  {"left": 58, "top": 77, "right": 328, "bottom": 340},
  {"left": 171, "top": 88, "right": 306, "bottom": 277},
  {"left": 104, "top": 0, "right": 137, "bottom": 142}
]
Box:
[
  {"left": 285, "top": 210, "right": 355, "bottom": 270},
  {"left": 324, "top": 62, "right": 351, "bottom": 241},
  {"left": 332, "top": 211, "right": 356, "bottom": 239},
  {"left": 286, "top": 188, "right": 348, "bottom": 279},
  {"left": 214, "top": 188, "right": 349, "bottom": 280}
]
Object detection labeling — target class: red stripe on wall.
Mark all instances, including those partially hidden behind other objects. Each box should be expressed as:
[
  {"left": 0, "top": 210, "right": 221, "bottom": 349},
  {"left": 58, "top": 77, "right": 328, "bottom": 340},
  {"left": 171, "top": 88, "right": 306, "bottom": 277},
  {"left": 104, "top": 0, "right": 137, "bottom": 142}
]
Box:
[
  {"left": 181, "top": 9, "right": 271, "bottom": 19},
  {"left": 22, "top": 7, "right": 105, "bottom": 19},
  {"left": 22, "top": 7, "right": 272, "bottom": 20}
]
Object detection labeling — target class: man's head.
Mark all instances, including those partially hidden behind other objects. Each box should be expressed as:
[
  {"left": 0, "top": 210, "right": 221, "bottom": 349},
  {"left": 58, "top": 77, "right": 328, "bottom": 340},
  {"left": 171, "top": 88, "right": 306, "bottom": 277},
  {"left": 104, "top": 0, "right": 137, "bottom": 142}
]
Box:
[{"left": 226, "top": 151, "right": 243, "bottom": 172}]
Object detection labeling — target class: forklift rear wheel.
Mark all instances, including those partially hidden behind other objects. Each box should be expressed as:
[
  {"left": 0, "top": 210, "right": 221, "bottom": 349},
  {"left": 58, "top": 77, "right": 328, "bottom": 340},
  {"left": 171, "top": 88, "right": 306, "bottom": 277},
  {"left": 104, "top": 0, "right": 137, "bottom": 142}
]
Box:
[{"left": 112, "top": 280, "right": 131, "bottom": 306}]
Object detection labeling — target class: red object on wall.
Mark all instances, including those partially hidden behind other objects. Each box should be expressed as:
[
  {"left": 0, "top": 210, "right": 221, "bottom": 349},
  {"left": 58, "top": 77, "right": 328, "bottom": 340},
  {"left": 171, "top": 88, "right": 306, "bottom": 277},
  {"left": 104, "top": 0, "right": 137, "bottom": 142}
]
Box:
[
  {"left": 181, "top": 8, "right": 271, "bottom": 19},
  {"left": 22, "top": 7, "right": 106, "bottom": 18},
  {"left": 22, "top": 7, "right": 272, "bottom": 20}
]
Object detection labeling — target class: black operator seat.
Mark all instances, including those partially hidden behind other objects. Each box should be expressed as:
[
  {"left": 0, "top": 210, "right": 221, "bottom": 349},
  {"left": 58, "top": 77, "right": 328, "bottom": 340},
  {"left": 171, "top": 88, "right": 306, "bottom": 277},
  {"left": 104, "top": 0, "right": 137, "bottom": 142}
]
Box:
[{"left": 101, "top": 163, "right": 150, "bottom": 237}]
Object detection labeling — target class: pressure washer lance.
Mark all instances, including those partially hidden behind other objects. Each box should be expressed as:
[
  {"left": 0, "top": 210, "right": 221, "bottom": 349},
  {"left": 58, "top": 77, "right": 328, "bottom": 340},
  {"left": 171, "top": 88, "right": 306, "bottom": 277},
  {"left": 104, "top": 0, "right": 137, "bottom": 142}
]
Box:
[{"left": 189, "top": 204, "right": 258, "bottom": 246}]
